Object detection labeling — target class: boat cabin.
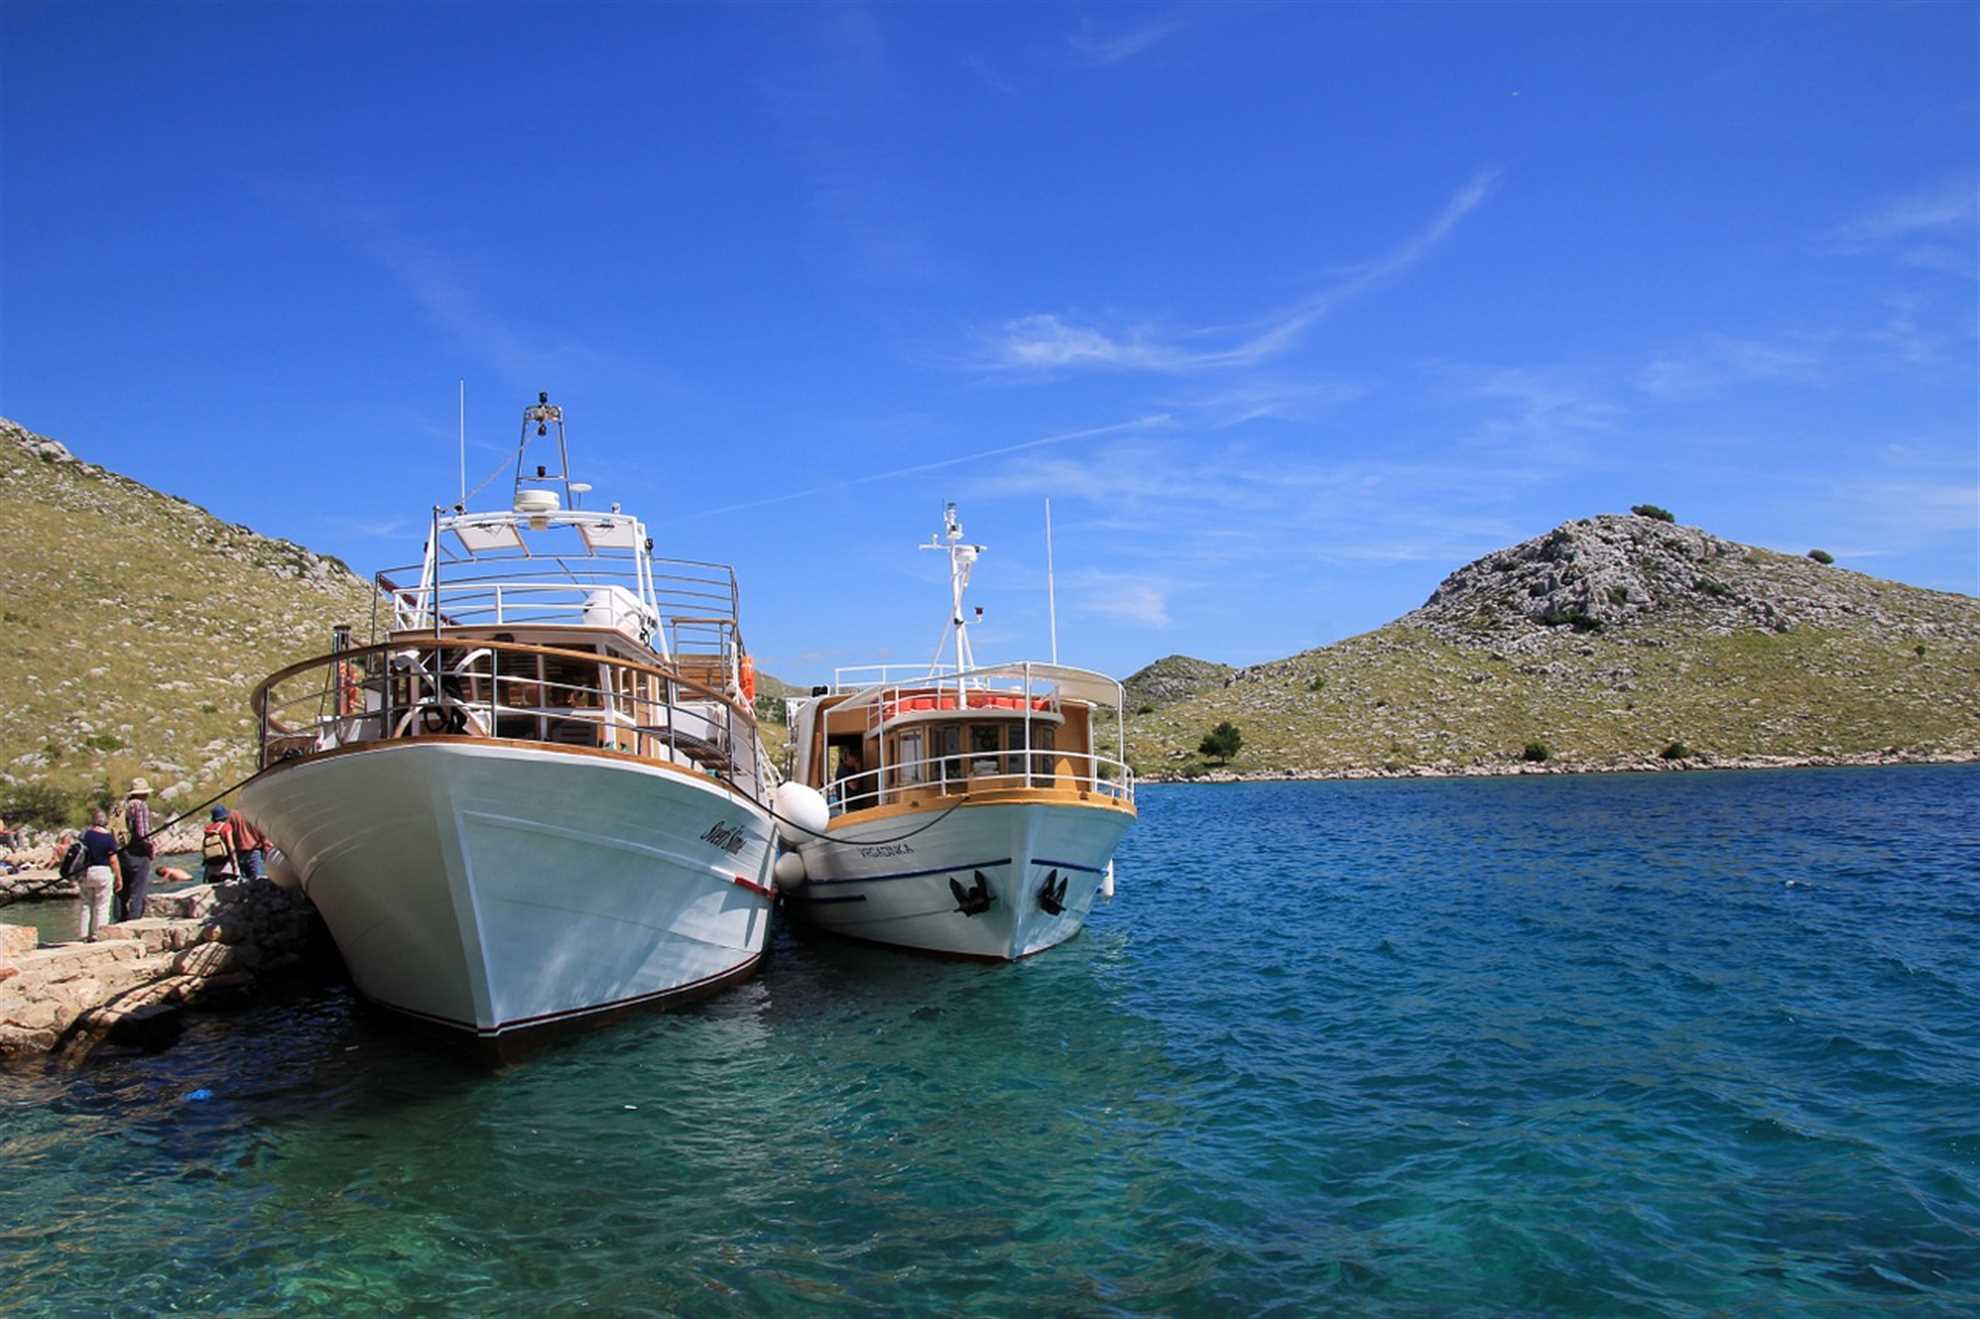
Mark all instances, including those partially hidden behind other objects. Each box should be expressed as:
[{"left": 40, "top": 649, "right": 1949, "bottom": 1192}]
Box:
[
  {"left": 791, "top": 664, "right": 1131, "bottom": 818},
  {"left": 254, "top": 395, "right": 768, "bottom": 796}
]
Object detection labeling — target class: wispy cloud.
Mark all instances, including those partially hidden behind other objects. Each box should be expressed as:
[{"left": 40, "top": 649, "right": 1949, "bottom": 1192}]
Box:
[
  {"left": 1636, "top": 333, "right": 1826, "bottom": 397},
  {"left": 690, "top": 413, "right": 1172, "bottom": 519},
  {"left": 1831, "top": 176, "right": 1978, "bottom": 245},
  {"left": 964, "top": 54, "right": 1018, "bottom": 97},
  {"left": 1062, "top": 568, "right": 1173, "bottom": 626},
  {"left": 1068, "top": 10, "right": 1191, "bottom": 67},
  {"left": 985, "top": 172, "right": 1497, "bottom": 373}
]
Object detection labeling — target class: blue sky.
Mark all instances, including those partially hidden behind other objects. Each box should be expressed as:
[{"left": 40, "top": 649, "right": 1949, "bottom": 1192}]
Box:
[{"left": 4, "top": 2, "right": 1975, "bottom": 682}]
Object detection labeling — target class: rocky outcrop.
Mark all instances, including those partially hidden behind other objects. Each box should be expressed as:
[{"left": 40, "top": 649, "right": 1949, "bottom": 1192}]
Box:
[
  {"left": 0, "top": 882, "right": 320, "bottom": 1059},
  {"left": 1403, "top": 512, "right": 1980, "bottom": 652},
  {"left": 1124, "top": 654, "right": 1236, "bottom": 709}
]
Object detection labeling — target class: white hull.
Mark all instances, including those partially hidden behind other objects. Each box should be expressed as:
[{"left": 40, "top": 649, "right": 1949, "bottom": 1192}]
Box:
[
  {"left": 786, "top": 801, "right": 1131, "bottom": 959},
  {"left": 241, "top": 740, "right": 775, "bottom": 1047}
]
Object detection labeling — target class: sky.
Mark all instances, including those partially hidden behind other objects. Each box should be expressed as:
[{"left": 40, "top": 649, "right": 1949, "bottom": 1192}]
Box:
[{"left": 3, "top": 2, "right": 1975, "bottom": 683}]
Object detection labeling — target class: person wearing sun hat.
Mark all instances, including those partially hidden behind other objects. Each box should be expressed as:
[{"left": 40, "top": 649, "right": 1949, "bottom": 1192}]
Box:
[{"left": 117, "top": 777, "right": 158, "bottom": 920}]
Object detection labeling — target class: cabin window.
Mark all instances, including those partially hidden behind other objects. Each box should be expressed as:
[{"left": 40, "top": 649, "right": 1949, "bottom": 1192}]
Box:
[
  {"left": 898, "top": 730, "right": 925, "bottom": 786},
  {"left": 970, "top": 724, "right": 1002, "bottom": 777},
  {"left": 935, "top": 725, "right": 962, "bottom": 784},
  {"left": 1035, "top": 724, "right": 1057, "bottom": 783}
]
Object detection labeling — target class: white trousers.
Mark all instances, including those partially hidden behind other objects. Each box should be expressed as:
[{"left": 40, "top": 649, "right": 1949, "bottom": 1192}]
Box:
[{"left": 77, "top": 866, "right": 114, "bottom": 940}]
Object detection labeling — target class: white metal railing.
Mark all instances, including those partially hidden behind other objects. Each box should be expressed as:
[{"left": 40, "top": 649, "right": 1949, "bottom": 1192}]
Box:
[
  {"left": 832, "top": 663, "right": 961, "bottom": 693},
  {"left": 254, "top": 639, "right": 774, "bottom": 799},
  {"left": 826, "top": 749, "right": 1134, "bottom": 817}
]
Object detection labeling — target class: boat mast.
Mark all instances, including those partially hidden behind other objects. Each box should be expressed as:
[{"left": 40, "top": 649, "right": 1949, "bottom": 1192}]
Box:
[
  {"left": 923, "top": 502, "right": 984, "bottom": 683},
  {"left": 513, "top": 391, "right": 584, "bottom": 510}
]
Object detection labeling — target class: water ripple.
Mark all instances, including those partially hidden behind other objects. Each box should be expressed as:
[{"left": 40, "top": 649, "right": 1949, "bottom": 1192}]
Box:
[{"left": 2, "top": 765, "right": 1978, "bottom": 1312}]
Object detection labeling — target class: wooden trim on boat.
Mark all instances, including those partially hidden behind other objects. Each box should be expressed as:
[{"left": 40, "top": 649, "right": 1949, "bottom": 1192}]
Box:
[
  {"left": 824, "top": 786, "right": 1135, "bottom": 831},
  {"left": 252, "top": 636, "right": 758, "bottom": 731},
  {"left": 253, "top": 733, "right": 765, "bottom": 805}
]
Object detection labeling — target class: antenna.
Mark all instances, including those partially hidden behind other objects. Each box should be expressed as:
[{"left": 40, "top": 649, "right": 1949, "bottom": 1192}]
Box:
[
  {"left": 457, "top": 379, "right": 467, "bottom": 507},
  {"left": 922, "top": 501, "right": 985, "bottom": 677},
  {"left": 1045, "top": 497, "right": 1058, "bottom": 665}
]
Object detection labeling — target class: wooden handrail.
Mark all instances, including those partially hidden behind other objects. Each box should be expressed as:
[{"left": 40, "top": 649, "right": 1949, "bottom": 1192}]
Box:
[{"left": 252, "top": 636, "right": 758, "bottom": 731}]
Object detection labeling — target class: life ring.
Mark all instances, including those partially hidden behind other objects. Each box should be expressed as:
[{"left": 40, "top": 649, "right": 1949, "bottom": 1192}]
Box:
[
  {"left": 739, "top": 655, "right": 758, "bottom": 703},
  {"left": 418, "top": 704, "right": 469, "bottom": 735}
]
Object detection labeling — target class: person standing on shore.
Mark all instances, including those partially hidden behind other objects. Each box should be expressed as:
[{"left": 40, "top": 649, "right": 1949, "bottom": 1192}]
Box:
[
  {"left": 117, "top": 778, "right": 156, "bottom": 919},
  {"left": 76, "top": 809, "right": 122, "bottom": 941}
]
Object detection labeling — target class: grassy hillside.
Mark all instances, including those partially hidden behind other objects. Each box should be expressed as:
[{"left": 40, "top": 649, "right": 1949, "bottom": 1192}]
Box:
[
  {"left": 1, "top": 420, "right": 379, "bottom": 822},
  {"left": 1127, "top": 515, "right": 1980, "bottom": 778}
]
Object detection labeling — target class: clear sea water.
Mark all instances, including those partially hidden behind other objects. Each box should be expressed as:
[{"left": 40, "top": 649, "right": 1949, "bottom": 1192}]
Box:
[{"left": 3, "top": 766, "right": 1977, "bottom": 1314}]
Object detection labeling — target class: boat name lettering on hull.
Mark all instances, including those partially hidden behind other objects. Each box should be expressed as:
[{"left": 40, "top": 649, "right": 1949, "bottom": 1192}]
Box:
[
  {"left": 700, "top": 821, "right": 753, "bottom": 856},
  {"left": 858, "top": 843, "right": 914, "bottom": 859}
]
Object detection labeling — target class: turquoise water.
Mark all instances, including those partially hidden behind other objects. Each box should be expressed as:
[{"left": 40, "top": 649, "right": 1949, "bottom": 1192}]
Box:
[{"left": 3, "top": 766, "right": 1977, "bottom": 1313}]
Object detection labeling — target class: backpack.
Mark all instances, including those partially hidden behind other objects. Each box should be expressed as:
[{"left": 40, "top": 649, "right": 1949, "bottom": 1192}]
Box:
[
  {"left": 59, "top": 840, "right": 85, "bottom": 878},
  {"left": 202, "top": 825, "right": 231, "bottom": 863},
  {"left": 111, "top": 804, "right": 132, "bottom": 851}
]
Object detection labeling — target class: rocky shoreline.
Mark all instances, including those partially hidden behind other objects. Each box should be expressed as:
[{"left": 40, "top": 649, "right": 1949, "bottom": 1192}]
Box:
[
  {"left": 1141, "top": 747, "right": 1979, "bottom": 784},
  {"left": 0, "top": 881, "right": 322, "bottom": 1060}
]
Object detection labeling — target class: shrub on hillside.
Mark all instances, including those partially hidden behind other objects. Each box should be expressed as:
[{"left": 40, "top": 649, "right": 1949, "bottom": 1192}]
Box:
[
  {"left": 1631, "top": 504, "right": 1676, "bottom": 523},
  {"left": 1521, "top": 741, "right": 1552, "bottom": 763},
  {"left": 1308, "top": 675, "right": 1326, "bottom": 692},
  {"left": 1807, "top": 549, "right": 1834, "bottom": 565},
  {"left": 1661, "top": 742, "right": 1691, "bottom": 760},
  {"left": 0, "top": 783, "right": 77, "bottom": 830},
  {"left": 1198, "top": 721, "right": 1244, "bottom": 763}
]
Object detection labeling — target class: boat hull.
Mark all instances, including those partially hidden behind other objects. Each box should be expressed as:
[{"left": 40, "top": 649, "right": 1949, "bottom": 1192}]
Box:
[
  {"left": 785, "top": 798, "right": 1131, "bottom": 959},
  {"left": 241, "top": 739, "right": 776, "bottom": 1051}
]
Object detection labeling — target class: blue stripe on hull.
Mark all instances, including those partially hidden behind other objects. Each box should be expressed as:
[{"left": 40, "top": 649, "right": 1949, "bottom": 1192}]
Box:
[{"left": 807, "top": 857, "right": 1011, "bottom": 886}]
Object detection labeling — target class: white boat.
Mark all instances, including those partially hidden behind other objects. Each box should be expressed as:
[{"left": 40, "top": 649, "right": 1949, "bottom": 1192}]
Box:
[
  {"left": 776, "top": 504, "right": 1136, "bottom": 959},
  {"left": 242, "top": 394, "right": 778, "bottom": 1055}
]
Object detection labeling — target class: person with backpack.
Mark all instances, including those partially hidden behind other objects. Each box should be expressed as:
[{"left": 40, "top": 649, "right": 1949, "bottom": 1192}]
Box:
[
  {"left": 73, "top": 810, "right": 122, "bottom": 941},
  {"left": 202, "top": 805, "right": 240, "bottom": 884},
  {"left": 116, "top": 777, "right": 156, "bottom": 920}
]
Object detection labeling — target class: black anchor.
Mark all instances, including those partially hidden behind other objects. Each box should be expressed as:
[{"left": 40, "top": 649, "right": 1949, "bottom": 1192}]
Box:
[
  {"left": 948, "top": 871, "right": 994, "bottom": 916},
  {"left": 1037, "top": 870, "right": 1069, "bottom": 916}
]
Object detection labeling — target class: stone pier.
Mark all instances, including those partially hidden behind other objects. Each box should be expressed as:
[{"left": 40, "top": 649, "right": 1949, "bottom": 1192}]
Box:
[{"left": 0, "top": 882, "right": 321, "bottom": 1059}]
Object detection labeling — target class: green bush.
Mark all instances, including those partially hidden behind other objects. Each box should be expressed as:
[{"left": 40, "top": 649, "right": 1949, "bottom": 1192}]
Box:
[
  {"left": 1521, "top": 741, "right": 1552, "bottom": 763},
  {"left": 0, "top": 783, "right": 78, "bottom": 830},
  {"left": 1695, "top": 577, "right": 1732, "bottom": 599},
  {"left": 1631, "top": 504, "right": 1676, "bottom": 523},
  {"left": 83, "top": 733, "right": 123, "bottom": 752},
  {"left": 1661, "top": 741, "right": 1690, "bottom": 760},
  {"left": 1136, "top": 703, "right": 1156, "bottom": 716},
  {"left": 1198, "top": 721, "right": 1244, "bottom": 763},
  {"left": 1914, "top": 644, "right": 1927, "bottom": 659},
  {"left": 1308, "top": 675, "right": 1326, "bottom": 692},
  {"left": 1806, "top": 549, "right": 1834, "bottom": 565}
]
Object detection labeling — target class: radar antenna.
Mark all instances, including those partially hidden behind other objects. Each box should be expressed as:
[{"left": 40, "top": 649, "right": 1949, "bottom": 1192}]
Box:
[
  {"left": 511, "top": 391, "right": 591, "bottom": 511},
  {"left": 922, "top": 501, "right": 985, "bottom": 676}
]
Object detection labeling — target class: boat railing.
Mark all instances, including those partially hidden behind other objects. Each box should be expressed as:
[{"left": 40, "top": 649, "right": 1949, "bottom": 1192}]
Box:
[
  {"left": 251, "top": 638, "right": 770, "bottom": 798},
  {"left": 374, "top": 553, "right": 742, "bottom": 651},
  {"left": 826, "top": 749, "right": 1134, "bottom": 818},
  {"left": 832, "top": 663, "right": 960, "bottom": 693}
]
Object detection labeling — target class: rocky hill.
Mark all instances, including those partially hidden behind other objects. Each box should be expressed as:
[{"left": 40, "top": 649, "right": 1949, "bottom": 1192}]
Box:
[
  {"left": 1124, "top": 654, "right": 1235, "bottom": 711},
  {"left": 1128, "top": 512, "right": 1980, "bottom": 779},
  {"left": 0, "top": 419, "right": 379, "bottom": 822}
]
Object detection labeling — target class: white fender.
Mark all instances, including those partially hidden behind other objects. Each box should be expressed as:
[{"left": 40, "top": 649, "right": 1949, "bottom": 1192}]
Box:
[
  {"left": 773, "top": 851, "right": 807, "bottom": 891},
  {"left": 1101, "top": 859, "right": 1116, "bottom": 900},
  {"left": 773, "top": 782, "right": 829, "bottom": 847}
]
